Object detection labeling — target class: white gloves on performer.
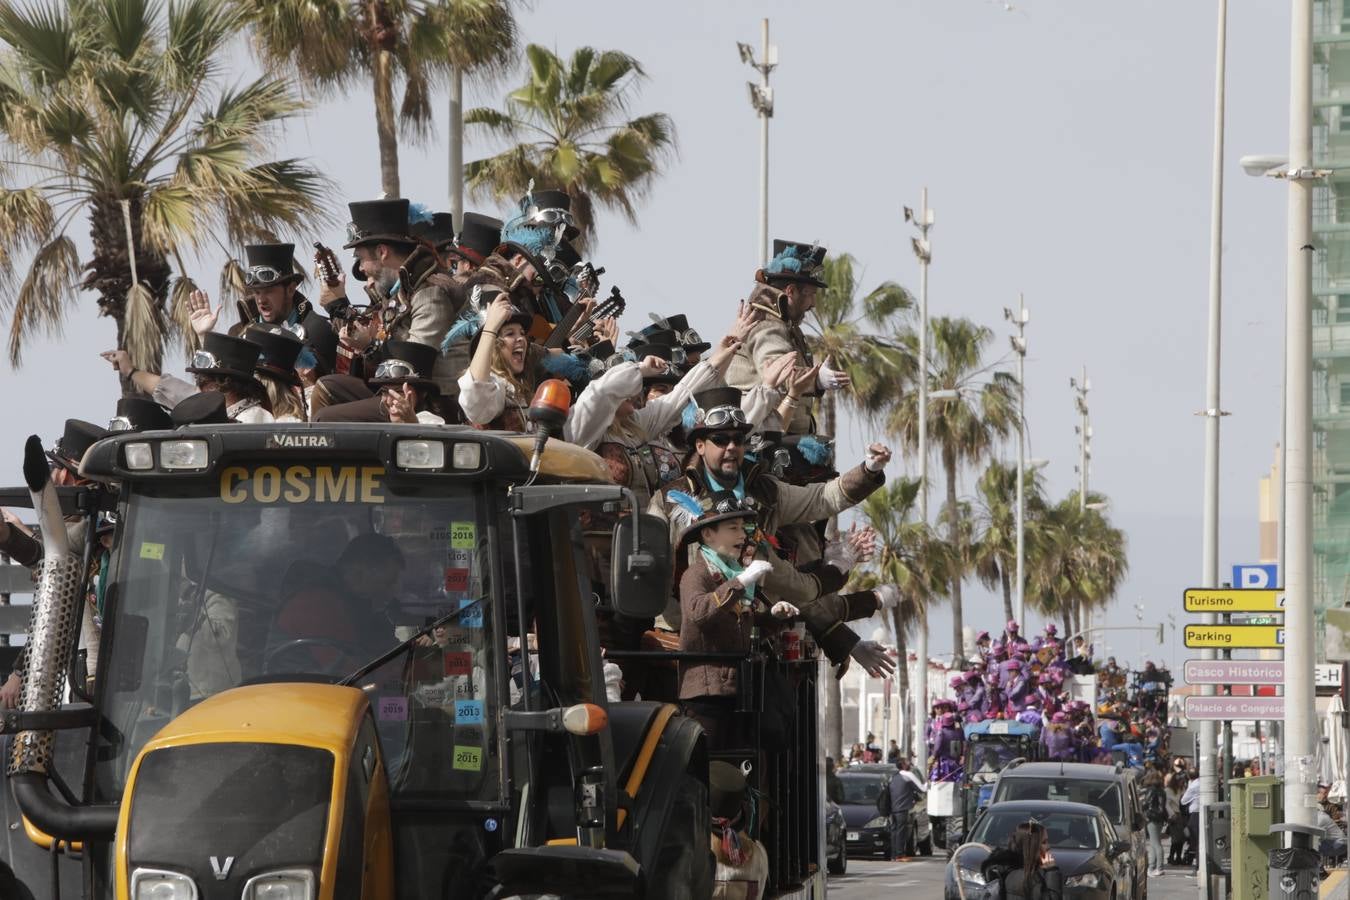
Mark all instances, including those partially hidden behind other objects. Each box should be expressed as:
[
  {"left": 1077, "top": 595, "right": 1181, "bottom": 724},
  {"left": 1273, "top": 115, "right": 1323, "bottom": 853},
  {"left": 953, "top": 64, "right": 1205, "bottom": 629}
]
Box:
[
  {"left": 737, "top": 559, "right": 773, "bottom": 588},
  {"left": 817, "top": 363, "right": 850, "bottom": 392},
  {"left": 823, "top": 537, "right": 860, "bottom": 572},
  {"left": 863, "top": 442, "right": 892, "bottom": 473},
  {"left": 770, "top": 601, "right": 800, "bottom": 619},
  {"left": 875, "top": 584, "right": 901, "bottom": 610}
]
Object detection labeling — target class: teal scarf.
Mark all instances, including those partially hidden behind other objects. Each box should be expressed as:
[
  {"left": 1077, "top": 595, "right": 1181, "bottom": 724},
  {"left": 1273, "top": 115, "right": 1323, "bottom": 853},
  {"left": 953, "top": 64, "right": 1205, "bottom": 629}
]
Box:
[
  {"left": 699, "top": 545, "right": 755, "bottom": 600},
  {"left": 703, "top": 468, "right": 746, "bottom": 501}
]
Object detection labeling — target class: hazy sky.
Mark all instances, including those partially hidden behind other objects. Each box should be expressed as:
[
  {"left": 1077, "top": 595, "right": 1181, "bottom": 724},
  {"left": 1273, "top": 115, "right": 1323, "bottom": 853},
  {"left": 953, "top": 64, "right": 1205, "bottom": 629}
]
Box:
[{"left": 0, "top": 1, "right": 1298, "bottom": 671}]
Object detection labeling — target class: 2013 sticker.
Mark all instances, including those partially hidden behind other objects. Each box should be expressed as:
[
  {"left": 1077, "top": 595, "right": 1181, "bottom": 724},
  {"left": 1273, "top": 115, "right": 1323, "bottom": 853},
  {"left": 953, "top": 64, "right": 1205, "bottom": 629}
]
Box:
[
  {"left": 139, "top": 542, "right": 165, "bottom": 560},
  {"left": 450, "top": 522, "right": 476, "bottom": 549},
  {"left": 455, "top": 699, "right": 484, "bottom": 724},
  {"left": 453, "top": 745, "right": 482, "bottom": 772},
  {"left": 377, "top": 696, "right": 408, "bottom": 721}
]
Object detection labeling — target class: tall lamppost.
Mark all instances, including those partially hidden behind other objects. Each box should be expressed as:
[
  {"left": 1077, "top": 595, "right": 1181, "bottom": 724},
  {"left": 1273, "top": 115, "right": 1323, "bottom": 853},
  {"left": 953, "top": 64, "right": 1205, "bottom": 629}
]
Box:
[
  {"left": 1005, "top": 295, "right": 1030, "bottom": 627},
  {"left": 738, "top": 21, "right": 776, "bottom": 267},
  {"left": 906, "top": 192, "right": 934, "bottom": 777}
]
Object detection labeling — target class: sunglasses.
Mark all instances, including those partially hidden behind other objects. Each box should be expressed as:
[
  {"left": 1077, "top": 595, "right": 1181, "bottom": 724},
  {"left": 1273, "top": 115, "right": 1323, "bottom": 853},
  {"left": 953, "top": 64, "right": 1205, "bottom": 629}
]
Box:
[
  {"left": 373, "top": 358, "right": 418, "bottom": 379},
  {"left": 244, "top": 265, "right": 289, "bottom": 287},
  {"left": 706, "top": 432, "right": 747, "bottom": 448}
]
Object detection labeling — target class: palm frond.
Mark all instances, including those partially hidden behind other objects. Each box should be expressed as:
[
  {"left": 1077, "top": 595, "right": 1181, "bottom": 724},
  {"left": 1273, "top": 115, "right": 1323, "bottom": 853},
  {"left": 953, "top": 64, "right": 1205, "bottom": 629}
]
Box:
[
  {"left": 0, "top": 2, "right": 80, "bottom": 86},
  {"left": 123, "top": 279, "right": 165, "bottom": 373},
  {"left": 0, "top": 186, "right": 56, "bottom": 287},
  {"left": 6, "top": 234, "right": 80, "bottom": 365},
  {"left": 165, "top": 271, "right": 198, "bottom": 355}
]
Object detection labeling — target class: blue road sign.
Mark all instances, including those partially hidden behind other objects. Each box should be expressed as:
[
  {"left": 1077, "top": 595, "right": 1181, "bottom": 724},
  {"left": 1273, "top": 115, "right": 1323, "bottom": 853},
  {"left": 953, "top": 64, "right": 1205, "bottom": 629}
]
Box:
[{"left": 1232, "top": 564, "right": 1279, "bottom": 590}]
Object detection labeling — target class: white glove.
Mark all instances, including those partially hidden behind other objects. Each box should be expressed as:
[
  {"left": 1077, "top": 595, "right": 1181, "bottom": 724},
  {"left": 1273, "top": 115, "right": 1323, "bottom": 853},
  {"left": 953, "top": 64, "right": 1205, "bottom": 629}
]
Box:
[
  {"left": 736, "top": 559, "right": 773, "bottom": 588},
  {"left": 817, "top": 363, "right": 849, "bottom": 391},
  {"left": 603, "top": 661, "right": 623, "bottom": 703},
  {"left": 823, "top": 537, "right": 859, "bottom": 572},
  {"left": 849, "top": 640, "right": 896, "bottom": 678},
  {"left": 864, "top": 443, "right": 892, "bottom": 473},
  {"left": 770, "top": 601, "right": 799, "bottom": 619},
  {"left": 875, "top": 584, "right": 901, "bottom": 610}
]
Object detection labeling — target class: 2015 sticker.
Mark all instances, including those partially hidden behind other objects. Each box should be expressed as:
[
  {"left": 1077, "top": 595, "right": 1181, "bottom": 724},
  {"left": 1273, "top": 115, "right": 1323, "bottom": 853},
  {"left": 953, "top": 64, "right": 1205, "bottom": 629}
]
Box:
[
  {"left": 139, "top": 542, "right": 165, "bottom": 560},
  {"left": 450, "top": 522, "right": 476, "bottom": 549},
  {"left": 453, "top": 745, "right": 482, "bottom": 772},
  {"left": 455, "top": 699, "right": 484, "bottom": 724}
]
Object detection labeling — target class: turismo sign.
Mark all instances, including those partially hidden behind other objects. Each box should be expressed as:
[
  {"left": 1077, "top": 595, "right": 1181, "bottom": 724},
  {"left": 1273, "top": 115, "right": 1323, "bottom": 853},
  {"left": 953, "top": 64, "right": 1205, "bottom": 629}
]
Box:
[
  {"left": 1183, "top": 588, "right": 1285, "bottom": 613},
  {"left": 1183, "top": 624, "right": 1284, "bottom": 649}
]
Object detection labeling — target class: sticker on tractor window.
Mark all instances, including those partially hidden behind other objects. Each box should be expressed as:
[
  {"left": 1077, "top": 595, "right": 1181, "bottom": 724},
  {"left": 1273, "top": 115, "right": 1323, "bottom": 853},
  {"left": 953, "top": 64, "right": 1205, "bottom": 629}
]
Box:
[
  {"left": 450, "top": 522, "right": 476, "bottom": 549},
  {"left": 455, "top": 699, "right": 484, "bottom": 724},
  {"left": 447, "top": 548, "right": 472, "bottom": 567},
  {"left": 377, "top": 696, "right": 408, "bottom": 721},
  {"left": 453, "top": 745, "right": 482, "bottom": 772},
  {"left": 444, "top": 568, "right": 470, "bottom": 592},
  {"left": 139, "top": 542, "right": 165, "bottom": 561},
  {"left": 444, "top": 651, "right": 473, "bottom": 677},
  {"left": 459, "top": 598, "right": 483, "bottom": 629}
]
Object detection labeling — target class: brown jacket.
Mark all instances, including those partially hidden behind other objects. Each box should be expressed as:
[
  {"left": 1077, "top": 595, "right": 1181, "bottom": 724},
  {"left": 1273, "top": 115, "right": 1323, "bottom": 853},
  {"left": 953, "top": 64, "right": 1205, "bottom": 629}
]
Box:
[
  {"left": 678, "top": 554, "right": 775, "bottom": 700},
  {"left": 725, "top": 281, "right": 818, "bottom": 434}
]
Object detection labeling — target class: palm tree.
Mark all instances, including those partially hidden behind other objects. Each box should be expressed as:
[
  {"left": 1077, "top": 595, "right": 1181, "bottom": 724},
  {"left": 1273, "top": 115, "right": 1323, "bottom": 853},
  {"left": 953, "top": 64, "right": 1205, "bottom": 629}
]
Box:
[
  {"left": 0, "top": 0, "right": 330, "bottom": 370},
  {"left": 1028, "top": 492, "right": 1128, "bottom": 637},
  {"left": 886, "top": 316, "right": 1018, "bottom": 663},
  {"left": 973, "top": 460, "right": 1048, "bottom": 626},
  {"left": 236, "top": 0, "right": 514, "bottom": 199},
  {"left": 464, "top": 45, "right": 676, "bottom": 250},
  {"left": 805, "top": 252, "right": 912, "bottom": 756},
  {"left": 860, "top": 478, "right": 955, "bottom": 758}
]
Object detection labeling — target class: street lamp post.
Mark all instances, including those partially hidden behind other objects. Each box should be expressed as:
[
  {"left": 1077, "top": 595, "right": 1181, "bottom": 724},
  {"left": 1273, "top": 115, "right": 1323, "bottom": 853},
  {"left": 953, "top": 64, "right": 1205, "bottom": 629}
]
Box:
[
  {"left": 738, "top": 21, "right": 777, "bottom": 267},
  {"left": 1005, "top": 296, "right": 1030, "bottom": 628},
  {"left": 907, "top": 192, "right": 934, "bottom": 778}
]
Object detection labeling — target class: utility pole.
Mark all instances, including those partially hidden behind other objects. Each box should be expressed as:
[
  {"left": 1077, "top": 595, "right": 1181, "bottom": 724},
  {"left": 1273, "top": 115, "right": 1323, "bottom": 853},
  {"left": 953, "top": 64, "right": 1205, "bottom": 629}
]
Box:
[
  {"left": 1072, "top": 368, "right": 1091, "bottom": 512},
  {"left": 448, "top": 67, "right": 464, "bottom": 229},
  {"left": 906, "top": 192, "right": 934, "bottom": 777},
  {"left": 739, "top": 21, "right": 776, "bottom": 267},
  {"left": 1006, "top": 296, "right": 1029, "bottom": 628},
  {"left": 1281, "top": 0, "right": 1317, "bottom": 837}
]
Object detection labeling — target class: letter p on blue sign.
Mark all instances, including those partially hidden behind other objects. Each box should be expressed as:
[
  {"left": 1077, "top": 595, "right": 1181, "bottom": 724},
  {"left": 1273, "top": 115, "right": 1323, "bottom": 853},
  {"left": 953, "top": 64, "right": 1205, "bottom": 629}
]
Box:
[{"left": 1233, "top": 564, "right": 1279, "bottom": 589}]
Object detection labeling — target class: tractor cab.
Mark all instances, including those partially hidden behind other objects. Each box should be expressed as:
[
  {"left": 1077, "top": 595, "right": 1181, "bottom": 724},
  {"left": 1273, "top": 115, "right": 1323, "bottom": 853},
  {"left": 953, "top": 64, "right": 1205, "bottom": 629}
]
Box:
[{"left": 943, "top": 720, "right": 1040, "bottom": 849}]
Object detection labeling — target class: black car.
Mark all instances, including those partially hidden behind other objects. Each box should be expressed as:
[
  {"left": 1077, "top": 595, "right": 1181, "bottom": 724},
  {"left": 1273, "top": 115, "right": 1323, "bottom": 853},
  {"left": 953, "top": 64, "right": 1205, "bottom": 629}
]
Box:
[
  {"left": 990, "top": 761, "right": 1149, "bottom": 899},
  {"left": 825, "top": 800, "right": 847, "bottom": 875},
  {"left": 837, "top": 769, "right": 893, "bottom": 858},
  {"left": 943, "top": 800, "right": 1132, "bottom": 900}
]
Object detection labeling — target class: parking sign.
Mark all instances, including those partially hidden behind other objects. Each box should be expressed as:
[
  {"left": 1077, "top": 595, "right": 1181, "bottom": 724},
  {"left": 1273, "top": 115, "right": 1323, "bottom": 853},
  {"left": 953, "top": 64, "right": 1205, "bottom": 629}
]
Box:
[{"left": 1232, "top": 564, "right": 1279, "bottom": 589}]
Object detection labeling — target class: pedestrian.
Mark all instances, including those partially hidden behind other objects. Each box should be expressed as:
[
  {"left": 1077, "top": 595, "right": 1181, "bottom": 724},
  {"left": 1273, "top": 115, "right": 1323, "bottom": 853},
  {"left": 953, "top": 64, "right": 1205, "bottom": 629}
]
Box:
[
  {"left": 1180, "top": 767, "right": 1200, "bottom": 869},
  {"left": 1141, "top": 768, "right": 1168, "bottom": 876},
  {"left": 887, "top": 739, "right": 901, "bottom": 765},
  {"left": 885, "top": 757, "right": 926, "bottom": 861}
]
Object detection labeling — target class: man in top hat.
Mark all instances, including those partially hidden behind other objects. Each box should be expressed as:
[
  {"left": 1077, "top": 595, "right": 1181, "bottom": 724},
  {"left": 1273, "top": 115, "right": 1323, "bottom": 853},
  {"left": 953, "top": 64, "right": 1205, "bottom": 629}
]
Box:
[
  {"left": 725, "top": 240, "right": 851, "bottom": 434},
  {"left": 101, "top": 334, "right": 271, "bottom": 422},
  {"left": 324, "top": 198, "right": 463, "bottom": 402},
  {"left": 415, "top": 211, "right": 502, "bottom": 277},
  {"left": 47, "top": 419, "right": 108, "bottom": 485},
  {"left": 108, "top": 397, "right": 173, "bottom": 433},
  {"left": 650, "top": 387, "right": 897, "bottom": 676},
  {"left": 463, "top": 188, "right": 576, "bottom": 329},
  {"left": 366, "top": 340, "right": 445, "bottom": 424}
]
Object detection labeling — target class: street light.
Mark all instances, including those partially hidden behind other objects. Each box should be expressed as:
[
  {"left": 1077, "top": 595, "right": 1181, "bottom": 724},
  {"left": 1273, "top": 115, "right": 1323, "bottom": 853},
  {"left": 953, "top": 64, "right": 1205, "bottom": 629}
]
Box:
[
  {"left": 738, "top": 21, "right": 777, "bottom": 267},
  {"left": 908, "top": 190, "right": 935, "bottom": 779},
  {"left": 1006, "top": 296, "right": 1030, "bottom": 629}
]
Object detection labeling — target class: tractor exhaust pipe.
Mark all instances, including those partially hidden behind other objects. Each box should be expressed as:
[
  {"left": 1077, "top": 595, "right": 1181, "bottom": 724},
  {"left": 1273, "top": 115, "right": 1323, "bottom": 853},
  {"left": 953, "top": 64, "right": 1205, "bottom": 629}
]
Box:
[{"left": 8, "top": 435, "right": 116, "bottom": 839}]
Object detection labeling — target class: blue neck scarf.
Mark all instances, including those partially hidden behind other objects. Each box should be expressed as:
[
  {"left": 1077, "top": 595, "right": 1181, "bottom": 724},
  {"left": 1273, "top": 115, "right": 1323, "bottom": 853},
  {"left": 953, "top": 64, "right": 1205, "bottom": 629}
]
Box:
[
  {"left": 703, "top": 467, "right": 746, "bottom": 501},
  {"left": 699, "top": 545, "right": 755, "bottom": 600}
]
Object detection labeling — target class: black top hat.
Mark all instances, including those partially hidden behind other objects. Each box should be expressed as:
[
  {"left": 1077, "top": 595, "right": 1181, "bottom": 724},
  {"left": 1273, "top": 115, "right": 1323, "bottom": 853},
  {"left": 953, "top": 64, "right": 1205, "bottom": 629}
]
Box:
[
  {"left": 171, "top": 392, "right": 230, "bottom": 427},
  {"left": 687, "top": 387, "right": 750, "bottom": 441},
  {"left": 449, "top": 212, "right": 503, "bottom": 264},
  {"left": 675, "top": 490, "right": 757, "bottom": 550},
  {"left": 554, "top": 240, "right": 581, "bottom": 270},
  {"left": 759, "top": 433, "right": 837, "bottom": 484},
  {"left": 411, "top": 212, "right": 456, "bottom": 248},
  {"left": 367, "top": 340, "right": 440, "bottom": 396},
  {"left": 49, "top": 420, "right": 108, "bottom": 472},
  {"left": 186, "top": 333, "right": 264, "bottom": 383},
  {"left": 519, "top": 189, "right": 580, "bottom": 241},
  {"left": 763, "top": 239, "right": 828, "bottom": 289},
  {"left": 344, "top": 198, "right": 413, "bottom": 249},
  {"left": 109, "top": 397, "right": 172, "bottom": 433},
  {"left": 244, "top": 326, "right": 304, "bottom": 387},
  {"left": 661, "top": 314, "right": 712, "bottom": 353},
  {"left": 242, "top": 243, "right": 302, "bottom": 288},
  {"left": 628, "top": 342, "right": 684, "bottom": 386},
  {"left": 709, "top": 760, "right": 749, "bottom": 823}
]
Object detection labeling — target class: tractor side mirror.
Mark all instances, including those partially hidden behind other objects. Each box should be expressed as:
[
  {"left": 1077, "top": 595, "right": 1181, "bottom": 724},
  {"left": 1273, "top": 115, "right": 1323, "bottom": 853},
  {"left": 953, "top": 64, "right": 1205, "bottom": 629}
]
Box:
[{"left": 610, "top": 514, "right": 672, "bottom": 619}]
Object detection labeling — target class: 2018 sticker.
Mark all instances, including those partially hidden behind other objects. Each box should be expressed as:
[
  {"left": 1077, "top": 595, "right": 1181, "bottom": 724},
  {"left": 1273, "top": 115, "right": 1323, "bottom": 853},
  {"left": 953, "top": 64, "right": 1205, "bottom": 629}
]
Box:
[
  {"left": 455, "top": 699, "right": 484, "bottom": 724},
  {"left": 453, "top": 745, "right": 482, "bottom": 772},
  {"left": 444, "top": 651, "right": 473, "bottom": 677},
  {"left": 450, "top": 522, "right": 476, "bottom": 549},
  {"left": 377, "top": 696, "right": 407, "bottom": 721},
  {"left": 139, "top": 542, "right": 165, "bottom": 560}
]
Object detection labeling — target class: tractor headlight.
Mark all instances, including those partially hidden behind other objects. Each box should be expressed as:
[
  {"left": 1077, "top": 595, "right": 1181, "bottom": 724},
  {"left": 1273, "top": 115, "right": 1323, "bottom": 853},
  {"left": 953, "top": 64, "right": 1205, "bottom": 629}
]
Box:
[
  {"left": 395, "top": 439, "right": 445, "bottom": 470},
  {"left": 160, "top": 440, "right": 209, "bottom": 470},
  {"left": 124, "top": 442, "right": 154, "bottom": 471},
  {"left": 130, "top": 867, "right": 198, "bottom": 899},
  {"left": 241, "top": 868, "right": 315, "bottom": 900}
]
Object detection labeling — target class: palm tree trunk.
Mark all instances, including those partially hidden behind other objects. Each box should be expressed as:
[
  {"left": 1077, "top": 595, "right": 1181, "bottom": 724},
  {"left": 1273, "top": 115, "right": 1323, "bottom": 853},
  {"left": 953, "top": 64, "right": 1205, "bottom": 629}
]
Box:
[
  {"left": 821, "top": 392, "right": 845, "bottom": 761},
  {"left": 892, "top": 606, "right": 910, "bottom": 756},
  {"left": 1061, "top": 606, "right": 1072, "bottom": 641},
  {"left": 372, "top": 47, "right": 401, "bottom": 198},
  {"left": 1000, "top": 567, "right": 1014, "bottom": 628},
  {"left": 448, "top": 66, "right": 464, "bottom": 220},
  {"left": 945, "top": 456, "right": 964, "bottom": 664}
]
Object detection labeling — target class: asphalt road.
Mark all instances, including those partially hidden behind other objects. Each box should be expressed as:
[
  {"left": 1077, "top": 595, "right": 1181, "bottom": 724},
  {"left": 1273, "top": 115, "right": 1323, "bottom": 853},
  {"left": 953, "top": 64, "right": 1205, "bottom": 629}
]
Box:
[{"left": 827, "top": 856, "right": 1208, "bottom": 899}]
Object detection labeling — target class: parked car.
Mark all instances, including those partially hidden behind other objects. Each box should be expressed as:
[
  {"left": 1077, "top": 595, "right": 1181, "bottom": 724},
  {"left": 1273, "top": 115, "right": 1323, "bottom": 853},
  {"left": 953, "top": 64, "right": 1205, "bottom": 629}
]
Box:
[
  {"left": 989, "top": 761, "right": 1148, "bottom": 899},
  {"left": 837, "top": 767, "right": 932, "bottom": 859},
  {"left": 943, "top": 800, "right": 1132, "bottom": 900},
  {"left": 825, "top": 800, "right": 847, "bottom": 875}
]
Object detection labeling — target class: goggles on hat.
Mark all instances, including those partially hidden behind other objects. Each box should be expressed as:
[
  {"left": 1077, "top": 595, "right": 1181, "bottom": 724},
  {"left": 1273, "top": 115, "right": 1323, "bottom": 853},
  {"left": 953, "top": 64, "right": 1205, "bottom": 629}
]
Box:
[
  {"left": 373, "top": 358, "right": 419, "bottom": 380},
  {"left": 525, "top": 207, "right": 574, "bottom": 228},
  {"left": 674, "top": 328, "right": 703, "bottom": 346},
  {"left": 345, "top": 221, "right": 367, "bottom": 244},
  {"left": 191, "top": 350, "right": 223, "bottom": 370},
  {"left": 698, "top": 405, "right": 747, "bottom": 430},
  {"left": 244, "top": 265, "right": 288, "bottom": 287},
  {"left": 108, "top": 416, "right": 133, "bottom": 433}
]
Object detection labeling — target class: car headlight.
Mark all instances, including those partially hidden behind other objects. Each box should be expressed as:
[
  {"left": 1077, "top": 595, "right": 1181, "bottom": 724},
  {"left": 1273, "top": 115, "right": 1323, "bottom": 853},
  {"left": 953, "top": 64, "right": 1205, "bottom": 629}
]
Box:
[
  {"left": 242, "top": 868, "right": 315, "bottom": 900},
  {"left": 956, "top": 866, "right": 987, "bottom": 885},
  {"left": 131, "top": 867, "right": 198, "bottom": 899},
  {"left": 864, "top": 816, "right": 888, "bottom": 829},
  {"left": 1065, "top": 872, "right": 1108, "bottom": 890}
]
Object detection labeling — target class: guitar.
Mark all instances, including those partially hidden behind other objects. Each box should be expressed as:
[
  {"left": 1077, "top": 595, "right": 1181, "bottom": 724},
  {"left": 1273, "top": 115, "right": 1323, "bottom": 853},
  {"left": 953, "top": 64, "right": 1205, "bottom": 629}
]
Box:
[
  {"left": 542, "top": 285, "right": 626, "bottom": 351},
  {"left": 312, "top": 242, "right": 342, "bottom": 288}
]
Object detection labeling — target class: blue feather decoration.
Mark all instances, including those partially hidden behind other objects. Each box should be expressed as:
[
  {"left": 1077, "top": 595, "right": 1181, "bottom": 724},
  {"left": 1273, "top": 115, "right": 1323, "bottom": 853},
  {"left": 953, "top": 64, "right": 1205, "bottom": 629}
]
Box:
[
  {"left": 667, "top": 490, "right": 704, "bottom": 518},
  {"left": 796, "top": 435, "right": 833, "bottom": 466},
  {"left": 680, "top": 400, "right": 698, "bottom": 432},
  {"left": 540, "top": 352, "right": 591, "bottom": 387},
  {"left": 765, "top": 244, "right": 804, "bottom": 276},
  {"left": 407, "top": 202, "right": 434, "bottom": 225},
  {"left": 500, "top": 221, "right": 558, "bottom": 257},
  {"left": 296, "top": 347, "right": 318, "bottom": 372},
  {"left": 441, "top": 299, "right": 486, "bottom": 354}
]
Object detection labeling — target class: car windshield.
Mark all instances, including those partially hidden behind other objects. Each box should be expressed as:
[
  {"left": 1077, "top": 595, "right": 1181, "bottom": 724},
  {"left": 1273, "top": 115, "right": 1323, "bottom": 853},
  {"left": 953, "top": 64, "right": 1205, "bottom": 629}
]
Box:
[
  {"left": 994, "top": 777, "right": 1123, "bottom": 825},
  {"left": 96, "top": 466, "right": 501, "bottom": 805},
  {"left": 972, "top": 810, "right": 1104, "bottom": 850},
  {"left": 839, "top": 775, "right": 887, "bottom": 805}
]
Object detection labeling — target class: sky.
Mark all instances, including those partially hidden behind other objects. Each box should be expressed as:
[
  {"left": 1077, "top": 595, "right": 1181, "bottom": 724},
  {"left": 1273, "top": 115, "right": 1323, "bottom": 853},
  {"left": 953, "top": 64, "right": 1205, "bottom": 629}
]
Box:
[{"left": 0, "top": 0, "right": 1298, "bottom": 672}]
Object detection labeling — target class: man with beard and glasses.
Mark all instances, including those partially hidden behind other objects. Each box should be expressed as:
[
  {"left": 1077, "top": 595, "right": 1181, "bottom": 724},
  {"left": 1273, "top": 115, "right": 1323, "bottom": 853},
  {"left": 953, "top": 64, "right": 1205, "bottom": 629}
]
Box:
[{"left": 650, "top": 387, "right": 898, "bottom": 677}]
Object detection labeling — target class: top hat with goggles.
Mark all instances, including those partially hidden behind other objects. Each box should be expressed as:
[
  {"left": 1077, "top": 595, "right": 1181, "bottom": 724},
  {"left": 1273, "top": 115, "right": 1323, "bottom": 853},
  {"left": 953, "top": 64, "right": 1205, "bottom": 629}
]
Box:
[
  {"left": 367, "top": 340, "right": 441, "bottom": 396},
  {"left": 241, "top": 243, "right": 303, "bottom": 289},
  {"left": 687, "top": 387, "right": 751, "bottom": 442},
  {"left": 108, "top": 397, "right": 172, "bottom": 433},
  {"left": 185, "top": 333, "right": 264, "bottom": 383},
  {"left": 344, "top": 198, "right": 414, "bottom": 249},
  {"left": 48, "top": 419, "right": 108, "bottom": 474}
]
